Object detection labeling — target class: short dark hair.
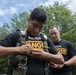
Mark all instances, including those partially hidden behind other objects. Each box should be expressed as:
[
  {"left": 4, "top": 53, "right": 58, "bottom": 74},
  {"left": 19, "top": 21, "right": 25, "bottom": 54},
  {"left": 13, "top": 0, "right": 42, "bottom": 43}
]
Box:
[{"left": 30, "top": 8, "right": 47, "bottom": 23}]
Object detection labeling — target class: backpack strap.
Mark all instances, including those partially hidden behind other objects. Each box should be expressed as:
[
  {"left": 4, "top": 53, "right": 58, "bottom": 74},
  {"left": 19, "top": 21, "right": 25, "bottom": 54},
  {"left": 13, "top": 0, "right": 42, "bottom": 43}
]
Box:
[
  {"left": 16, "top": 29, "right": 27, "bottom": 46},
  {"left": 40, "top": 33, "right": 50, "bottom": 75},
  {"left": 39, "top": 32, "right": 49, "bottom": 52},
  {"left": 8, "top": 29, "right": 28, "bottom": 75}
]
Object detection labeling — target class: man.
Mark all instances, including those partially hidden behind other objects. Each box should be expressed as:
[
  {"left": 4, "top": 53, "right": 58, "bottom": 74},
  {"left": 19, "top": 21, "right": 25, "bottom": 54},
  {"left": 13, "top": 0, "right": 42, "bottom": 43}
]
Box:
[
  {"left": 0, "top": 8, "right": 64, "bottom": 75},
  {"left": 49, "top": 26, "right": 76, "bottom": 75}
]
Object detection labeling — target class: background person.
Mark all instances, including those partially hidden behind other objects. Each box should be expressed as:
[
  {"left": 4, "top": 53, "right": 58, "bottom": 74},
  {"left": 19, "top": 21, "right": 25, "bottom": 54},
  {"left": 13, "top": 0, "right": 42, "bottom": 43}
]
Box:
[{"left": 49, "top": 26, "right": 76, "bottom": 75}]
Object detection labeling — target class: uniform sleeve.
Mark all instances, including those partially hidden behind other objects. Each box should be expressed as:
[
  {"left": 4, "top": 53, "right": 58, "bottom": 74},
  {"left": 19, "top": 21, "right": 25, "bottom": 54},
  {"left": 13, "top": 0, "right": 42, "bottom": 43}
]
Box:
[
  {"left": 47, "top": 38, "right": 58, "bottom": 54},
  {"left": 0, "top": 31, "right": 20, "bottom": 47},
  {"left": 67, "top": 41, "right": 76, "bottom": 58}
]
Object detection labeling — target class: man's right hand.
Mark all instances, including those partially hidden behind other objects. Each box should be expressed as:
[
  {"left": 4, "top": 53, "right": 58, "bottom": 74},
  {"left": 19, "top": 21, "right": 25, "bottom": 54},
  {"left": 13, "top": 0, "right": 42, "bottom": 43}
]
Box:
[{"left": 18, "top": 44, "right": 33, "bottom": 55}]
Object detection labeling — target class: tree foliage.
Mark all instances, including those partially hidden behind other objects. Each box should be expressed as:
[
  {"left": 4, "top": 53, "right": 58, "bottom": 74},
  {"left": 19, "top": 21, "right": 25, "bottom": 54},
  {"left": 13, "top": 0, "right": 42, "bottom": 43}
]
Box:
[
  {"left": 10, "top": 12, "right": 29, "bottom": 32},
  {"left": 40, "top": 2, "right": 76, "bottom": 48}
]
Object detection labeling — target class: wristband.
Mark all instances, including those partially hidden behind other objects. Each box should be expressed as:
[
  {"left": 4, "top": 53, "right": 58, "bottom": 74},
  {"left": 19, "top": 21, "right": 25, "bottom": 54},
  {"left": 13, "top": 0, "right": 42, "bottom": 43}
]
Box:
[{"left": 64, "top": 63, "right": 67, "bottom": 67}]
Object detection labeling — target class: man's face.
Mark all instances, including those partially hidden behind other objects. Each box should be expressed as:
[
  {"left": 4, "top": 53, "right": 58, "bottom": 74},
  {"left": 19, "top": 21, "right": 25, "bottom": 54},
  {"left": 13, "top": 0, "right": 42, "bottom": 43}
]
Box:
[
  {"left": 49, "top": 27, "right": 60, "bottom": 43},
  {"left": 27, "top": 19, "right": 45, "bottom": 36}
]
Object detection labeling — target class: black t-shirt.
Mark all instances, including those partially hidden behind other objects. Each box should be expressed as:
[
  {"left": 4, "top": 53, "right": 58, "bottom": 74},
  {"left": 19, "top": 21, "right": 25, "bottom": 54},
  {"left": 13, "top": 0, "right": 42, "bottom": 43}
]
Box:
[
  {"left": 50, "top": 40, "right": 76, "bottom": 73},
  {"left": 0, "top": 30, "right": 58, "bottom": 75}
]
